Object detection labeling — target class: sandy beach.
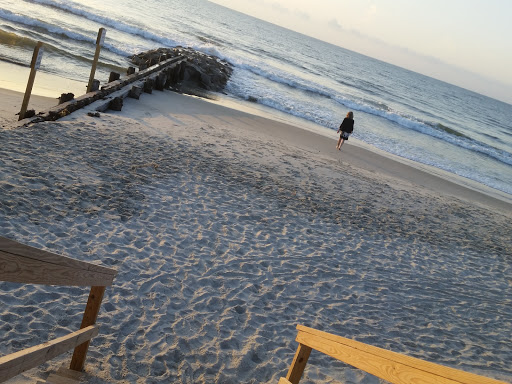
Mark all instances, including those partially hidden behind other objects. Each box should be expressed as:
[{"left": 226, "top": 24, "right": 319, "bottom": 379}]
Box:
[{"left": 1, "top": 87, "right": 511, "bottom": 383}]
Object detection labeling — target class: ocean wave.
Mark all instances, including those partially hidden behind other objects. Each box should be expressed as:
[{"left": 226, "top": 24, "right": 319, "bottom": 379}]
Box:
[
  {"left": 25, "top": 0, "right": 181, "bottom": 52},
  {"left": 0, "top": 8, "right": 132, "bottom": 57},
  {"left": 25, "top": 0, "right": 232, "bottom": 61},
  {"left": 228, "top": 64, "right": 512, "bottom": 167},
  {"left": 431, "top": 123, "right": 469, "bottom": 139},
  {"left": 0, "top": 28, "right": 38, "bottom": 48},
  {"left": 232, "top": 61, "right": 334, "bottom": 100},
  {"left": 330, "top": 94, "right": 512, "bottom": 166}
]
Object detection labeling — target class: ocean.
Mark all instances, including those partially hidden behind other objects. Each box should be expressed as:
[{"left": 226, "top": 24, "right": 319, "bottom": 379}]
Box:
[{"left": 1, "top": 0, "right": 512, "bottom": 197}]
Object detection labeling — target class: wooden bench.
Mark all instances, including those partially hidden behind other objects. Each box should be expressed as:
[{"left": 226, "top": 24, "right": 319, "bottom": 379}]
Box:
[
  {"left": 0, "top": 236, "right": 117, "bottom": 383},
  {"left": 280, "top": 325, "right": 509, "bottom": 384}
]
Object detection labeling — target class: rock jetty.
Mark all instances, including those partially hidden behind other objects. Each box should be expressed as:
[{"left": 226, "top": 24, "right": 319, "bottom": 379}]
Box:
[{"left": 130, "top": 47, "right": 233, "bottom": 92}]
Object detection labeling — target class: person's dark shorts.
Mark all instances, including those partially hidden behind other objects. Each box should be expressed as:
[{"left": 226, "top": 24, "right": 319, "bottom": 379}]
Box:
[{"left": 342, "top": 132, "right": 350, "bottom": 140}]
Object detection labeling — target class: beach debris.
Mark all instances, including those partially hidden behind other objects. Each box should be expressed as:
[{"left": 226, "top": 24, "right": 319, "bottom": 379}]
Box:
[
  {"left": 90, "top": 79, "right": 100, "bottom": 92},
  {"left": 58, "top": 92, "right": 74, "bottom": 104},
  {"left": 129, "top": 46, "right": 233, "bottom": 92},
  {"left": 108, "top": 96, "right": 123, "bottom": 111},
  {"left": 129, "top": 85, "right": 143, "bottom": 100},
  {"left": 20, "top": 54, "right": 186, "bottom": 125},
  {"left": 87, "top": 111, "right": 101, "bottom": 117},
  {"left": 22, "top": 109, "right": 35, "bottom": 118},
  {"left": 108, "top": 71, "right": 121, "bottom": 83},
  {"left": 144, "top": 78, "right": 154, "bottom": 94}
]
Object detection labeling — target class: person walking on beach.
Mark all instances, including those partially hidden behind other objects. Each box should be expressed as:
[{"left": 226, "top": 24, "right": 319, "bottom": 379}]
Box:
[{"left": 336, "top": 111, "right": 354, "bottom": 150}]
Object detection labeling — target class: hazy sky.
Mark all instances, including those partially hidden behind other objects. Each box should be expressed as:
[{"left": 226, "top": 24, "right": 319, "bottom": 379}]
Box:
[{"left": 209, "top": 0, "right": 512, "bottom": 104}]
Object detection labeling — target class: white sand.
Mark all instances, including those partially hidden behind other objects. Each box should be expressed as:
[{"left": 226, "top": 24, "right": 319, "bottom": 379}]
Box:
[{"left": 1, "top": 89, "right": 511, "bottom": 383}]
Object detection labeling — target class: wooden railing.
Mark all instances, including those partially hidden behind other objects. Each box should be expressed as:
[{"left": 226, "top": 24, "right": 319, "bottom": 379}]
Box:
[
  {"left": 0, "top": 236, "right": 117, "bottom": 382},
  {"left": 280, "top": 325, "right": 509, "bottom": 384}
]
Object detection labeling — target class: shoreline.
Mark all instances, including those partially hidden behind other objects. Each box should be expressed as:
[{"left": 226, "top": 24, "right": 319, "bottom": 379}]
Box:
[
  {"left": 0, "top": 61, "right": 86, "bottom": 99},
  {"left": 200, "top": 92, "right": 512, "bottom": 213},
  {"left": 1, "top": 84, "right": 511, "bottom": 215}
]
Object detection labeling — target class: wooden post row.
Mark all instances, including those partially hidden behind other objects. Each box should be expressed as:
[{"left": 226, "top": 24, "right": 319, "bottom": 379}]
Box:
[
  {"left": 19, "top": 41, "right": 44, "bottom": 121},
  {"left": 86, "top": 28, "right": 106, "bottom": 93}
]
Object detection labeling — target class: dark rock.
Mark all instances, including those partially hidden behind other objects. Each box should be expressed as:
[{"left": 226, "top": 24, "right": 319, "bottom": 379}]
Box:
[
  {"left": 58, "top": 93, "right": 74, "bottom": 104},
  {"left": 143, "top": 78, "right": 154, "bottom": 93},
  {"left": 90, "top": 79, "right": 100, "bottom": 92},
  {"left": 155, "top": 72, "right": 166, "bottom": 91},
  {"left": 24, "top": 109, "right": 35, "bottom": 118},
  {"left": 109, "top": 97, "right": 123, "bottom": 111},
  {"left": 129, "top": 85, "right": 143, "bottom": 99},
  {"left": 127, "top": 67, "right": 136, "bottom": 75},
  {"left": 108, "top": 72, "right": 121, "bottom": 83}
]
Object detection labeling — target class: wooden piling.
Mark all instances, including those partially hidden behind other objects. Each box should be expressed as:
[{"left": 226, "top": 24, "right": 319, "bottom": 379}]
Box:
[
  {"left": 19, "top": 42, "right": 43, "bottom": 121},
  {"left": 86, "top": 28, "right": 106, "bottom": 94}
]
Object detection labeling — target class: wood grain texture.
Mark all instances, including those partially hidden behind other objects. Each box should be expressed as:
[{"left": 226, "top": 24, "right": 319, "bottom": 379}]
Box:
[
  {"left": 0, "top": 326, "right": 98, "bottom": 383},
  {"left": 285, "top": 343, "right": 312, "bottom": 384},
  {"left": 0, "top": 250, "right": 115, "bottom": 287},
  {"left": 0, "top": 236, "right": 116, "bottom": 276},
  {"left": 69, "top": 286, "right": 106, "bottom": 371},
  {"left": 295, "top": 325, "right": 508, "bottom": 384}
]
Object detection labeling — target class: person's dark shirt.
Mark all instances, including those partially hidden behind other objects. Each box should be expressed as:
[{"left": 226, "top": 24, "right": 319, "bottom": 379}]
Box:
[{"left": 339, "top": 118, "right": 354, "bottom": 133}]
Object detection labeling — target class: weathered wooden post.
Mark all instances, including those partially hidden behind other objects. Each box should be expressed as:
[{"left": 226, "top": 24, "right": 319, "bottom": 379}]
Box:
[
  {"left": 86, "top": 28, "right": 106, "bottom": 93},
  {"left": 69, "top": 286, "right": 106, "bottom": 371},
  {"left": 18, "top": 41, "right": 44, "bottom": 121}
]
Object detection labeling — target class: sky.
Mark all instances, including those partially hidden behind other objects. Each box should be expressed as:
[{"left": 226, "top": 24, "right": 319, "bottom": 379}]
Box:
[{"left": 209, "top": 0, "right": 512, "bottom": 104}]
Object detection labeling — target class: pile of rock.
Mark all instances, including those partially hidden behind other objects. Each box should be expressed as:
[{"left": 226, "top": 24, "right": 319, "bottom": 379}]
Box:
[{"left": 129, "top": 47, "right": 233, "bottom": 92}]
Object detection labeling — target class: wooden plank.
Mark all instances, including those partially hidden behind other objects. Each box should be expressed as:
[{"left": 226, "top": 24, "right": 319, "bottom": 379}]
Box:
[
  {"left": 0, "top": 326, "right": 98, "bottom": 383},
  {"left": 0, "top": 250, "right": 115, "bottom": 287},
  {"left": 69, "top": 286, "right": 106, "bottom": 371},
  {"left": 285, "top": 343, "right": 312, "bottom": 384},
  {"left": 296, "top": 326, "right": 508, "bottom": 384},
  {"left": 278, "top": 378, "right": 292, "bottom": 384},
  {"left": 0, "top": 236, "right": 116, "bottom": 276}
]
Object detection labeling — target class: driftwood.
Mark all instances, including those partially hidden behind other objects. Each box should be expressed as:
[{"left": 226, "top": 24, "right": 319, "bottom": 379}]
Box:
[{"left": 21, "top": 56, "right": 185, "bottom": 124}]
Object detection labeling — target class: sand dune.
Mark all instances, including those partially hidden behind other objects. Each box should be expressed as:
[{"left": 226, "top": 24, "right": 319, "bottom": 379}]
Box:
[{"left": 1, "top": 89, "right": 511, "bottom": 383}]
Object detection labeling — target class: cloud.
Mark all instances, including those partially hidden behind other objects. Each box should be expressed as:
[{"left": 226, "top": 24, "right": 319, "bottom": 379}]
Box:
[
  {"left": 328, "top": 18, "right": 343, "bottom": 30},
  {"left": 294, "top": 10, "right": 311, "bottom": 21},
  {"left": 269, "top": 1, "right": 290, "bottom": 14}
]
